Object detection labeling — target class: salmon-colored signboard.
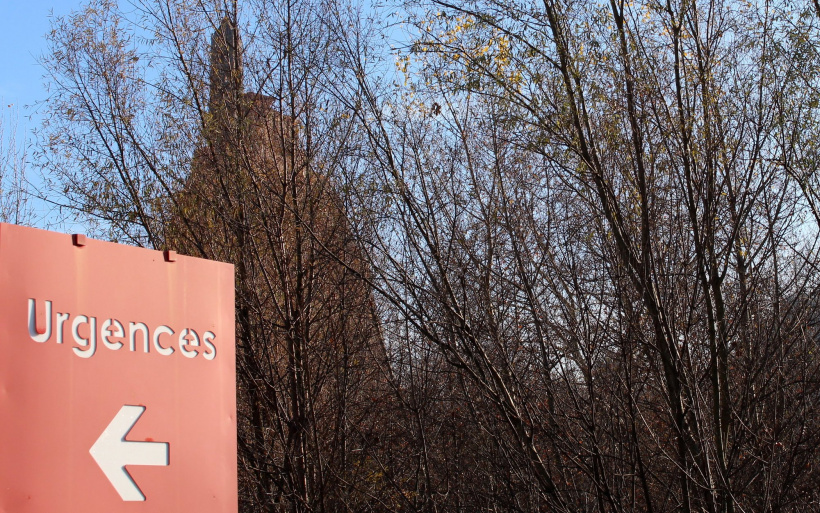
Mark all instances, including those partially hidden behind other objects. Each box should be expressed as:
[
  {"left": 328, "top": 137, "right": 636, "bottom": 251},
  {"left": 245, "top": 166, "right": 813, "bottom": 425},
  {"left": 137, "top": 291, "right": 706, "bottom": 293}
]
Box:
[{"left": 0, "top": 223, "right": 236, "bottom": 513}]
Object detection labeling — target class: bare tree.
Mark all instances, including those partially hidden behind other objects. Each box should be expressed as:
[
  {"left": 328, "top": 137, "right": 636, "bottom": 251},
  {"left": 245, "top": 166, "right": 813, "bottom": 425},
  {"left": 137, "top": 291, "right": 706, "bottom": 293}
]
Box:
[
  {"left": 39, "top": 0, "right": 820, "bottom": 511},
  {"left": 0, "top": 105, "right": 32, "bottom": 225},
  {"left": 41, "top": 1, "right": 394, "bottom": 512},
  {"left": 339, "top": 0, "right": 820, "bottom": 511}
]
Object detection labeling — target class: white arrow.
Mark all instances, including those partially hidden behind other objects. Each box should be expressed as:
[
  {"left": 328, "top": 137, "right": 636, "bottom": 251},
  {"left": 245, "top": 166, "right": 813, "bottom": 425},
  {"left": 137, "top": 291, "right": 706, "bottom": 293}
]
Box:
[{"left": 89, "top": 405, "right": 169, "bottom": 501}]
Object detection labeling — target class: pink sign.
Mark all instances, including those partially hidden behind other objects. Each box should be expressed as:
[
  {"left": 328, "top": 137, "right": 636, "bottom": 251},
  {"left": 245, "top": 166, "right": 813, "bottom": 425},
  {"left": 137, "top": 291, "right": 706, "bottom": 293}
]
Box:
[{"left": 0, "top": 223, "right": 237, "bottom": 513}]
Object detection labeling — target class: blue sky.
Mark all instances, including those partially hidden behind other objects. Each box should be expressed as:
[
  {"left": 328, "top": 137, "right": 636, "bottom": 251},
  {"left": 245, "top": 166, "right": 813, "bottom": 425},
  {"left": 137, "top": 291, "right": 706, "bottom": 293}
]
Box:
[
  {"left": 1, "top": 1, "right": 83, "bottom": 127},
  {"left": 1, "top": 1, "right": 83, "bottom": 228}
]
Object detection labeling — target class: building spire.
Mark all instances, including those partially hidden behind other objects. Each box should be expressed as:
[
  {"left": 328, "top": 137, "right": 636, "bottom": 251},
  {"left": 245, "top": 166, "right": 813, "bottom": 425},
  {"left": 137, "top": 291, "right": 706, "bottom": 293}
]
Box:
[{"left": 209, "top": 15, "right": 243, "bottom": 113}]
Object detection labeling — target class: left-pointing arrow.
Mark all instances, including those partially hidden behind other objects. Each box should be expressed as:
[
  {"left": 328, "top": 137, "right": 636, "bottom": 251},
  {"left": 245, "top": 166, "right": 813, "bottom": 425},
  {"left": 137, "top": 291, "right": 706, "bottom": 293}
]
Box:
[{"left": 89, "top": 405, "right": 169, "bottom": 501}]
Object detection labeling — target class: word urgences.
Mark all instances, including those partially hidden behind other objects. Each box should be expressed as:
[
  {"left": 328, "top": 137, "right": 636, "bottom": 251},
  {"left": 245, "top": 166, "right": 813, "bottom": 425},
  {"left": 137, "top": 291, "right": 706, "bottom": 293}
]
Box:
[{"left": 27, "top": 299, "right": 217, "bottom": 360}]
